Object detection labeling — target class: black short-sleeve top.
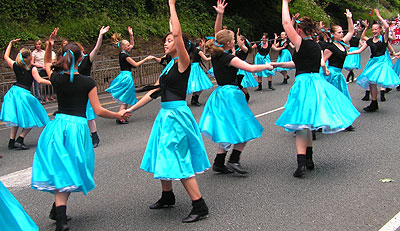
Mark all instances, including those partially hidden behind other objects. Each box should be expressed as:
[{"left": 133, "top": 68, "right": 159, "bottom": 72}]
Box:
[
  {"left": 318, "top": 41, "right": 330, "bottom": 51},
  {"left": 119, "top": 52, "right": 135, "bottom": 71},
  {"left": 192, "top": 48, "right": 202, "bottom": 63},
  {"left": 212, "top": 52, "right": 237, "bottom": 86},
  {"left": 257, "top": 42, "right": 271, "bottom": 56},
  {"left": 366, "top": 38, "right": 387, "bottom": 58},
  {"left": 159, "top": 62, "right": 191, "bottom": 102},
  {"left": 292, "top": 40, "right": 321, "bottom": 76},
  {"left": 50, "top": 72, "right": 96, "bottom": 118},
  {"left": 236, "top": 42, "right": 251, "bottom": 61},
  {"left": 349, "top": 37, "right": 360, "bottom": 47},
  {"left": 278, "top": 39, "right": 291, "bottom": 55},
  {"left": 12, "top": 63, "right": 34, "bottom": 90},
  {"left": 327, "top": 43, "right": 347, "bottom": 69},
  {"left": 78, "top": 55, "right": 92, "bottom": 76}
]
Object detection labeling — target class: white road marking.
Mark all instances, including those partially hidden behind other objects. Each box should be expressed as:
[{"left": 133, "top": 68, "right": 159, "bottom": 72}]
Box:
[
  {"left": 379, "top": 211, "right": 400, "bottom": 231},
  {"left": 0, "top": 167, "right": 32, "bottom": 188}
]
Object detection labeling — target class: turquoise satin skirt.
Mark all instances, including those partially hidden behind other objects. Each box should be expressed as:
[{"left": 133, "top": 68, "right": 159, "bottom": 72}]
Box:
[
  {"left": 320, "top": 66, "right": 351, "bottom": 101},
  {"left": 0, "top": 85, "right": 49, "bottom": 128},
  {"left": 357, "top": 55, "right": 400, "bottom": 89},
  {"left": 199, "top": 85, "right": 264, "bottom": 144},
  {"left": 106, "top": 71, "right": 138, "bottom": 105},
  {"left": 275, "top": 49, "right": 294, "bottom": 72},
  {"left": 187, "top": 62, "right": 213, "bottom": 94},
  {"left": 141, "top": 101, "right": 210, "bottom": 180},
  {"left": 276, "top": 73, "right": 360, "bottom": 133},
  {"left": 343, "top": 47, "right": 362, "bottom": 71},
  {"left": 254, "top": 53, "right": 275, "bottom": 77},
  {"left": 32, "top": 114, "right": 96, "bottom": 195}
]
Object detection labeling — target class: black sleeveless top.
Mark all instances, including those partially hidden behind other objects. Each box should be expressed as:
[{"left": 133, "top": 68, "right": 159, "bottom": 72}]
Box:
[
  {"left": 212, "top": 52, "right": 237, "bottom": 86},
  {"left": 257, "top": 42, "right": 271, "bottom": 56},
  {"left": 367, "top": 38, "right": 387, "bottom": 58},
  {"left": 293, "top": 40, "right": 321, "bottom": 76},
  {"left": 119, "top": 52, "right": 136, "bottom": 71},
  {"left": 50, "top": 72, "right": 96, "bottom": 118},
  {"left": 78, "top": 55, "right": 92, "bottom": 76},
  {"left": 327, "top": 43, "right": 347, "bottom": 69},
  {"left": 12, "top": 63, "right": 34, "bottom": 91},
  {"left": 157, "top": 62, "right": 191, "bottom": 102},
  {"left": 192, "top": 48, "right": 202, "bottom": 63},
  {"left": 236, "top": 42, "right": 251, "bottom": 61},
  {"left": 349, "top": 37, "right": 360, "bottom": 47}
]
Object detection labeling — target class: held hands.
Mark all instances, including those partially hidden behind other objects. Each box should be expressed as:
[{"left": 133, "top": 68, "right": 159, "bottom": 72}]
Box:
[
  {"left": 99, "top": 26, "right": 110, "bottom": 35},
  {"left": 49, "top": 28, "right": 59, "bottom": 46},
  {"left": 213, "top": 0, "right": 227, "bottom": 14},
  {"left": 345, "top": 9, "right": 352, "bottom": 18},
  {"left": 118, "top": 109, "right": 131, "bottom": 121},
  {"left": 146, "top": 55, "right": 156, "bottom": 61}
]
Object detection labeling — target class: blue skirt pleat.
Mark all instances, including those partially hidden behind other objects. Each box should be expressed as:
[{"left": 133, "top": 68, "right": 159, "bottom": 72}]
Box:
[
  {"left": 187, "top": 63, "right": 214, "bottom": 94},
  {"left": 0, "top": 86, "right": 49, "bottom": 128},
  {"left": 254, "top": 53, "right": 275, "bottom": 77},
  {"left": 275, "top": 49, "right": 294, "bottom": 72},
  {"left": 276, "top": 73, "right": 360, "bottom": 133},
  {"left": 356, "top": 55, "right": 400, "bottom": 89},
  {"left": 343, "top": 47, "right": 362, "bottom": 70},
  {"left": 105, "top": 71, "right": 138, "bottom": 105},
  {"left": 321, "top": 66, "right": 352, "bottom": 101},
  {"left": 0, "top": 181, "right": 39, "bottom": 231},
  {"left": 141, "top": 101, "right": 210, "bottom": 180},
  {"left": 238, "top": 70, "right": 258, "bottom": 88},
  {"left": 199, "top": 85, "right": 264, "bottom": 144},
  {"left": 392, "top": 58, "right": 400, "bottom": 76},
  {"left": 32, "top": 114, "right": 96, "bottom": 195},
  {"left": 86, "top": 101, "right": 97, "bottom": 120}
]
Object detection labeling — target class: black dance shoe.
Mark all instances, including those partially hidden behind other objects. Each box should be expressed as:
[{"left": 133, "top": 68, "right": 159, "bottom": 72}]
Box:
[
  {"left": 149, "top": 191, "right": 175, "bottom": 209},
  {"left": 116, "top": 119, "right": 129, "bottom": 124},
  {"left": 345, "top": 125, "right": 355, "bottom": 132},
  {"left": 361, "top": 91, "right": 370, "bottom": 101},
  {"left": 49, "top": 203, "right": 72, "bottom": 221},
  {"left": 14, "top": 137, "right": 29, "bottom": 150},
  {"left": 226, "top": 162, "right": 248, "bottom": 174},
  {"left": 182, "top": 198, "right": 208, "bottom": 223},
  {"left": 363, "top": 100, "right": 378, "bottom": 112},
  {"left": 91, "top": 132, "right": 100, "bottom": 148},
  {"left": 212, "top": 164, "right": 234, "bottom": 174},
  {"left": 282, "top": 78, "right": 288, "bottom": 84},
  {"left": 293, "top": 155, "right": 306, "bottom": 177}
]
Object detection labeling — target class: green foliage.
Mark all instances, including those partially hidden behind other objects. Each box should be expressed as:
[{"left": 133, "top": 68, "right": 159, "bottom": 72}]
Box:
[{"left": 291, "top": 0, "right": 332, "bottom": 24}]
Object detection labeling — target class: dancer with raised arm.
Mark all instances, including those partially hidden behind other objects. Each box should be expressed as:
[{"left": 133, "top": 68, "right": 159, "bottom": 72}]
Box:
[
  {"left": 273, "top": 0, "right": 359, "bottom": 178},
  {"left": 1, "top": 39, "right": 51, "bottom": 150},
  {"left": 78, "top": 26, "right": 110, "bottom": 148},
  {"left": 274, "top": 32, "right": 295, "bottom": 84},
  {"left": 199, "top": 0, "right": 272, "bottom": 175},
  {"left": 31, "top": 28, "right": 129, "bottom": 231},
  {"left": 106, "top": 27, "right": 154, "bottom": 124},
  {"left": 252, "top": 33, "right": 276, "bottom": 91},
  {"left": 125, "top": 0, "right": 210, "bottom": 223},
  {"left": 348, "top": 9, "right": 400, "bottom": 112}
]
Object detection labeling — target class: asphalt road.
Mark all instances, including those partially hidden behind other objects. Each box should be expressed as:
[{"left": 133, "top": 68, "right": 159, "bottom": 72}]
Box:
[{"left": 0, "top": 49, "right": 399, "bottom": 231}]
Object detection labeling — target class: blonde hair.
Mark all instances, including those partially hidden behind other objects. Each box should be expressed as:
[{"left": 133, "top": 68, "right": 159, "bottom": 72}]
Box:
[
  {"left": 206, "top": 29, "right": 234, "bottom": 57},
  {"left": 112, "top": 32, "right": 129, "bottom": 49},
  {"left": 15, "top": 48, "right": 31, "bottom": 68}
]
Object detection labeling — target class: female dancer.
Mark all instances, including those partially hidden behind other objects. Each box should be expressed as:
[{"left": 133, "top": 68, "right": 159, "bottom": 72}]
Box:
[
  {"left": 0, "top": 181, "right": 38, "bottom": 231},
  {"left": 321, "top": 9, "right": 354, "bottom": 101},
  {"left": 1, "top": 39, "right": 51, "bottom": 150},
  {"left": 252, "top": 33, "right": 276, "bottom": 91},
  {"left": 187, "top": 38, "right": 213, "bottom": 106},
  {"left": 78, "top": 26, "right": 110, "bottom": 148},
  {"left": 348, "top": 9, "right": 400, "bottom": 111},
  {"left": 274, "top": 32, "right": 295, "bottom": 84},
  {"left": 343, "top": 25, "right": 362, "bottom": 82},
  {"left": 31, "top": 28, "right": 129, "bottom": 231},
  {"left": 274, "top": 0, "right": 359, "bottom": 177},
  {"left": 125, "top": 0, "right": 210, "bottom": 223},
  {"left": 106, "top": 27, "right": 154, "bottom": 124},
  {"left": 235, "top": 28, "right": 258, "bottom": 101},
  {"left": 199, "top": 0, "right": 272, "bottom": 174}
]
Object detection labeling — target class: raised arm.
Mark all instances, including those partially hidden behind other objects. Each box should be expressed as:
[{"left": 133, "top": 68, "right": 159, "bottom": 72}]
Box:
[
  {"left": 90, "top": 26, "right": 109, "bottom": 62},
  {"left": 375, "top": 9, "right": 389, "bottom": 42},
  {"left": 213, "top": 0, "right": 228, "bottom": 34},
  {"left": 282, "top": 0, "right": 302, "bottom": 50},
  {"left": 45, "top": 28, "right": 59, "bottom": 78},
  {"left": 128, "top": 26, "right": 135, "bottom": 48},
  {"left": 342, "top": 9, "right": 354, "bottom": 43},
  {"left": 361, "top": 20, "right": 369, "bottom": 41},
  {"left": 4, "top": 39, "right": 20, "bottom": 68},
  {"left": 169, "top": 0, "right": 190, "bottom": 72}
]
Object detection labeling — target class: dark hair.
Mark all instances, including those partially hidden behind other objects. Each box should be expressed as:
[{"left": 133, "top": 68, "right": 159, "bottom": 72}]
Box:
[
  {"left": 297, "top": 16, "right": 317, "bottom": 36},
  {"left": 163, "top": 32, "right": 192, "bottom": 54},
  {"left": 52, "top": 43, "right": 82, "bottom": 72}
]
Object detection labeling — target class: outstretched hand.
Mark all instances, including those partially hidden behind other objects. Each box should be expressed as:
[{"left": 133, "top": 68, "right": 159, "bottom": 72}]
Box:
[
  {"left": 118, "top": 109, "right": 131, "bottom": 121},
  {"left": 128, "top": 26, "right": 133, "bottom": 35},
  {"left": 169, "top": 0, "right": 175, "bottom": 5},
  {"left": 213, "top": 0, "right": 227, "bottom": 14},
  {"left": 374, "top": 8, "right": 381, "bottom": 17},
  {"left": 10, "top": 38, "right": 21, "bottom": 44},
  {"left": 100, "top": 26, "right": 110, "bottom": 35},
  {"left": 49, "top": 28, "right": 59, "bottom": 46}
]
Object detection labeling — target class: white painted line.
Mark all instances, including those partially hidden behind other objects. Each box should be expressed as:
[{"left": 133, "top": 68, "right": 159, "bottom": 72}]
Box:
[
  {"left": 379, "top": 211, "right": 400, "bottom": 231},
  {"left": 0, "top": 167, "right": 32, "bottom": 188},
  {"left": 255, "top": 106, "right": 284, "bottom": 118}
]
